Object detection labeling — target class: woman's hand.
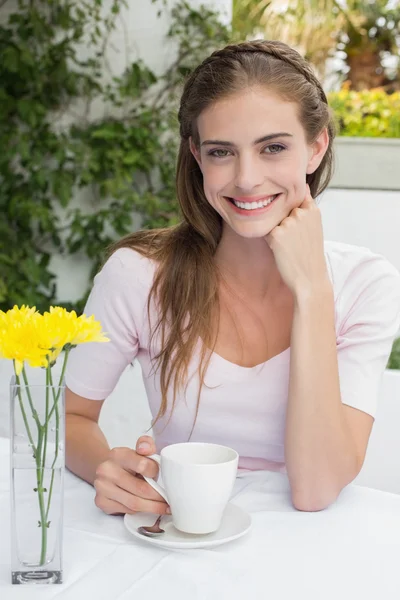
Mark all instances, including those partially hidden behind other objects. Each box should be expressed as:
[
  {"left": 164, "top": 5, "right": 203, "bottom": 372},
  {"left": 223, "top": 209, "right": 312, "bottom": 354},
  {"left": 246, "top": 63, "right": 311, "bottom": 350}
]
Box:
[
  {"left": 265, "top": 185, "right": 330, "bottom": 297},
  {"left": 93, "top": 435, "right": 170, "bottom": 516}
]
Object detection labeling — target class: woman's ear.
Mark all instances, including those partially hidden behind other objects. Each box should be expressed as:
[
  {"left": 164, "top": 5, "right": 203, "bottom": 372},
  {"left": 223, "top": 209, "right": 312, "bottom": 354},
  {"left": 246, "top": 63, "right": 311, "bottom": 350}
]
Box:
[
  {"left": 189, "top": 137, "right": 202, "bottom": 170},
  {"left": 306, "top": 128, "right": 329, "bottom": 175}
]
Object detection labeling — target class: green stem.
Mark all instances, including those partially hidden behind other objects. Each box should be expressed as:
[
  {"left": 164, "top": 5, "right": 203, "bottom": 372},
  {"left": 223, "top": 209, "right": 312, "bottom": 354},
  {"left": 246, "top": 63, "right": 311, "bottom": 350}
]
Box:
[
  {"left": 41, "top": 365, "right": 51, "bottom": 477},
  {"left": 45, "top": 375, "right": 60, "bottom": 521},
  {"left": 46, "top": 349, "right": 70, "bottom": 424},
  {"left": 45, "top": 349, "right": 69, "bottom": 522},
  {"left": 34, "top": 424, "right": 48, "bottom": 565},
  {"left": 21, "top": 367, "right": 41, "bottom": 431},
  {"left": 45, "top": 400, "right": 59, "bottom": 523},
  {"left": 19, "top": 366, "right": 48, "bottom": 565},
  {"left": 13, "top": 368, "right": 36, "bottom": 454}
]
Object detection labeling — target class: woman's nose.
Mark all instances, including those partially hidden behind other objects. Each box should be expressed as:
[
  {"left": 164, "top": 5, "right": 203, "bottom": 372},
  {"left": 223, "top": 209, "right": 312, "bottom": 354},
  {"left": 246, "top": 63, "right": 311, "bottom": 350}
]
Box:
[{"left": 233, "top": 156, "right": 265, "bottom": 192}]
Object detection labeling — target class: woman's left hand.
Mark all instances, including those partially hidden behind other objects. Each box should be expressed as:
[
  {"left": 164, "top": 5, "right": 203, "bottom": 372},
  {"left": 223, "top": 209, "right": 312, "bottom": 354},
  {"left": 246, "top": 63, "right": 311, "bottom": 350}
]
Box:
[{"left": 265, "top": 185, "right": 330, "bottom": 296}]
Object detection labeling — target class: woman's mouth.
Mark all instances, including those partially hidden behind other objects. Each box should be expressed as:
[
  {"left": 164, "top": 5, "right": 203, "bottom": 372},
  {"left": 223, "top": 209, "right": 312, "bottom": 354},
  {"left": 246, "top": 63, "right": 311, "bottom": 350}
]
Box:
[{"left": 224, "top": 193, "right": 281, "bottom": 215}]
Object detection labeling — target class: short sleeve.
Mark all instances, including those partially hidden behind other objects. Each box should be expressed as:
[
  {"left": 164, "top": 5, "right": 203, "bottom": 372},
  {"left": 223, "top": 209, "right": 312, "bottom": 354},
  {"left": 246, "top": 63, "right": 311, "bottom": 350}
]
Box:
[
  {"left": 335, "top": 253, "right": 400, "bottom": 417},
  {"left": 65, "top": 250, "right": 148, "bottom": 400}
]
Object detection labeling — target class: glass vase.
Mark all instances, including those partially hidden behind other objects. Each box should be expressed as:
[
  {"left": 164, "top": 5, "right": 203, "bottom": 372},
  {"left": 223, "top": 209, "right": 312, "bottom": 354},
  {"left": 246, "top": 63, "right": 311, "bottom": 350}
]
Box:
[{"left": 10, "top": 375, "right": 65, "bottom": 585}]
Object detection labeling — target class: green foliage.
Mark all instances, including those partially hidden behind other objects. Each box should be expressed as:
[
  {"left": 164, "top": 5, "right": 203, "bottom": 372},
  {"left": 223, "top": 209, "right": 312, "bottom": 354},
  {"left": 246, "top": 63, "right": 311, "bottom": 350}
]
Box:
[
  {"left": 232, "top": 1, "right": 400, "bottom": 88},
  {"left": 0, "top": 0, "right": 230, "bottom": 313},
  {"left": 340, "top": 0, "right": 400, "bottom": 58},
  {"left": 388, "top": 338, "right": 400, "bottom": 370},
  {"left": 1, "top": 1, "right": 399, "bottom": 368},
  {"left": 328, "top": 86, "right": 400, "bottom": 137}
]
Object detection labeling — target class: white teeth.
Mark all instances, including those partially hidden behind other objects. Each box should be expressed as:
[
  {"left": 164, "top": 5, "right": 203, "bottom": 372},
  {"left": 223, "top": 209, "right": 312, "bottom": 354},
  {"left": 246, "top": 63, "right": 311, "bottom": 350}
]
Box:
[{"left": 232, "top": 195, "right": 278, "bottom": 210}]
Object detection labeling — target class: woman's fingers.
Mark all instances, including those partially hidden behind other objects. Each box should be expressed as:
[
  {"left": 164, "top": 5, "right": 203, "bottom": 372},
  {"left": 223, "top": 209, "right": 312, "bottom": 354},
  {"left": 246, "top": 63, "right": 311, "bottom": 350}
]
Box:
[
  {"left": 94, "top": 478, "right": 170, "bottom": 515},
  {"left": 109, "top": 464, "right": 165, "bottom": 502},
  {"left": 95, "top": 496, "right": 138, "bottom": 516},
  {"left": 93, "top": 442, "right": 169, "bottom": 517},
  {"left": 136, "top": 435, "right": 157, "bottom": 455},
  {"left": 108, "top": 447, "right": 160, "bottom": 479}
]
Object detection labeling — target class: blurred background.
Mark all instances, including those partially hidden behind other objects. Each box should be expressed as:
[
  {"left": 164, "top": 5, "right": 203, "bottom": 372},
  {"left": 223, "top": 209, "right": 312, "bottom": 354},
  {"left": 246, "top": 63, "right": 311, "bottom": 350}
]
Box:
[
  {"left": 1, "top": 0, "right": 399, "bottom": 363},
  {"left": 1, "top": 0, "right": 400, "bottom": 492}
]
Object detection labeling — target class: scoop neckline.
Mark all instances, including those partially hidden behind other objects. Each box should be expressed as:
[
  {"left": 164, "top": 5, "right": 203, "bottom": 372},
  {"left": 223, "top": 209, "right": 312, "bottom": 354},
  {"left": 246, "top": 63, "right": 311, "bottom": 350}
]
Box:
[{"left": 210, "top": 346, "right": 291, "bottom": 372}]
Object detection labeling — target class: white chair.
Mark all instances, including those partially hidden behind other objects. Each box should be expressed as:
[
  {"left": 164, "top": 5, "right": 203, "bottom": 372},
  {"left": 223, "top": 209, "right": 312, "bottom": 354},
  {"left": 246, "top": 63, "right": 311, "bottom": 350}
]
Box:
[
  {"left": 353, "top": 370, "right": 400, "bottom": 494},
  {"left": 98, "top": 362, "right": 153, "bottom": 449}
]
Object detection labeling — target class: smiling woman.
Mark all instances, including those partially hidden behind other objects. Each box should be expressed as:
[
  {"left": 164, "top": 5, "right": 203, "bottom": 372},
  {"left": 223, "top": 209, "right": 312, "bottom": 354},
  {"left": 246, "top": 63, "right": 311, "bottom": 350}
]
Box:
[
  {"left": 190, "top": 87, "right": 330, "bottom": 239},
  {"left": 198, "top": 126, "right": 288, "bottom": 216},
  {"left": 64, "top": 40, "right": 400, "bottom": 517}
]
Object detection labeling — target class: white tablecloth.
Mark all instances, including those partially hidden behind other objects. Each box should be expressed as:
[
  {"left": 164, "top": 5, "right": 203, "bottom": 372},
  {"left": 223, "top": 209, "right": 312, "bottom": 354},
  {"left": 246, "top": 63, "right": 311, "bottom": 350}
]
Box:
[{"left": 2, "top": 436, "right": 400, "bottom": 600}]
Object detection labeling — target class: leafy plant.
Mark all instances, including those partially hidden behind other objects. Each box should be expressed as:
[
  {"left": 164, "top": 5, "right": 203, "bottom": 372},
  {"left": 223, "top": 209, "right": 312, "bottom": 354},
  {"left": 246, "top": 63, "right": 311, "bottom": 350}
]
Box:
[
  {"left": 388, "top": 338, "right": 400, "bottom": 370},
  {"left": 328, "top": 85, "right": 400, "bottom": 137},
  {"left": 0, "top": 0, "right": 230, "bottom": 313}
]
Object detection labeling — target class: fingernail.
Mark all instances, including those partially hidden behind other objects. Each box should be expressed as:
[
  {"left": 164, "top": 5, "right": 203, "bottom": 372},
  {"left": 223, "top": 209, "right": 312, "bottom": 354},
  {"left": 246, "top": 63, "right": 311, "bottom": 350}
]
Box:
[
  {"left": 166, "top": 507, "right": 172, "bottom": 514},
  {"left": 138, "top": 442, "right": 150, "bottom": 451}
]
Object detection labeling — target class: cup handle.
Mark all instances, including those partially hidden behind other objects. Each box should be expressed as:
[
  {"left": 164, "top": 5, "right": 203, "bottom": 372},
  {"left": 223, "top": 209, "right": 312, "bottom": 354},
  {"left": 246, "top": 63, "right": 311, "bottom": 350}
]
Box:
[{"left": 142, "top": 454, "right": 169, "bottom": 503}]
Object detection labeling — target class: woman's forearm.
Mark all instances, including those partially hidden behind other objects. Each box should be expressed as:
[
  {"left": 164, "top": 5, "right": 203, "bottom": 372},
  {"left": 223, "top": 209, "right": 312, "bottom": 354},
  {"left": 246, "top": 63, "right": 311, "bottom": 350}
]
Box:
[
  {"left": 65, "top": 414, "right": 111, "bottom": 486},
  {"left": 285, "top": 281, "right": 359, "bottom": 511}
]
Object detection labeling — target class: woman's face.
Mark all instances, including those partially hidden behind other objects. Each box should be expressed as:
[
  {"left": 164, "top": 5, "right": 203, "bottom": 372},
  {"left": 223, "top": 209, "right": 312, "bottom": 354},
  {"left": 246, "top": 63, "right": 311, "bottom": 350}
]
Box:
[{"left": 190, "top": 87, "right": 329, "bottom": 239}]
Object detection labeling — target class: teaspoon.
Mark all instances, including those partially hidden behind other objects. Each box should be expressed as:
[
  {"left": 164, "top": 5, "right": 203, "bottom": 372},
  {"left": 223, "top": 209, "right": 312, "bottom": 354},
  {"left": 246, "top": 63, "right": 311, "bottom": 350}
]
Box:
[{"left": 137, "top": 515, "right": 165, "bottom": 538}]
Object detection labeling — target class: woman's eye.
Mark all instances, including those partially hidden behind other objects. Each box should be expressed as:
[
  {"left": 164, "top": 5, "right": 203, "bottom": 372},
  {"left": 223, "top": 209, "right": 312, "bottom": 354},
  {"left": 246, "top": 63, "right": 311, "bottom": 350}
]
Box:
[
  {"left": 207, "top": 145, "right": 285, "bottom": 158},
  {"left": 263, "top": 144, "right": 285, "bottom": 154},
  {"left": 208, "top": 149, "right": 231, "bottom": 158}
]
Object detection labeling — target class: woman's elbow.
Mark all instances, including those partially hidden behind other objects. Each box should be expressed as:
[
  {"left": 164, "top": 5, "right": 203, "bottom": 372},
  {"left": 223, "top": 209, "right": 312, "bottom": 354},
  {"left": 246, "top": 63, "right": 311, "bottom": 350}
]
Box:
[{"left": 291, "top": 490, "right": 338, "bottom": 512}]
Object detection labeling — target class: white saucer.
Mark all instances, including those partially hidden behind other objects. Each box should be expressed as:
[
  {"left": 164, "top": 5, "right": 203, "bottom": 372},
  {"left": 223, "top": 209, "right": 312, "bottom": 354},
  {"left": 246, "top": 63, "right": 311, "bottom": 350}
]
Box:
[{"left": 124, "top": 503, "right": 252, "bottom": 550}]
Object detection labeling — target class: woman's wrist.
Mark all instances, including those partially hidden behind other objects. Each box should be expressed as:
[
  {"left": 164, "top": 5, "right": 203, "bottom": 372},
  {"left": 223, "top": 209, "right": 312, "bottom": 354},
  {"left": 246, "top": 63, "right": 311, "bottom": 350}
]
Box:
[{"left": 292, "top": 276, "right": 333, "bottom": 310}]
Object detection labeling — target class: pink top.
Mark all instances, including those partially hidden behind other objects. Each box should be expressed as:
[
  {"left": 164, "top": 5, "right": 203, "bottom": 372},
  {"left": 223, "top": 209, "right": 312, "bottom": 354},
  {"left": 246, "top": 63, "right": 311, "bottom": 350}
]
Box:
[{"left": 65, "top": 241, "right": 400, "bottom": 472}]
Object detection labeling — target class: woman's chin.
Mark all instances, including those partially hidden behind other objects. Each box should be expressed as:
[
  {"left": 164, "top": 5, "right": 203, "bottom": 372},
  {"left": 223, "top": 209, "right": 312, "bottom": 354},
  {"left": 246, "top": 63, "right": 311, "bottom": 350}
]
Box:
[{"left": 230, "top": 223, "right": 275, "bottom": 239}]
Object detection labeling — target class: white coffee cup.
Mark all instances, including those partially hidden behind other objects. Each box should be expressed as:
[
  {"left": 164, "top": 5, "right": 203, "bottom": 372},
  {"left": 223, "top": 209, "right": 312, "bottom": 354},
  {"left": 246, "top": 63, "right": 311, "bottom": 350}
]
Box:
[{"left": 143, "top": 442, "right": 239, "bottom": 535}]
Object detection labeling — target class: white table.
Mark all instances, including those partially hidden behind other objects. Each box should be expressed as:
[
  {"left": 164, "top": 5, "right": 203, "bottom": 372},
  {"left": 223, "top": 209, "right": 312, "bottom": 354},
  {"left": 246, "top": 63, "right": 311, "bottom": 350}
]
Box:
[{"left": 1, "top": 436, "right": 400, "bottom": 600}]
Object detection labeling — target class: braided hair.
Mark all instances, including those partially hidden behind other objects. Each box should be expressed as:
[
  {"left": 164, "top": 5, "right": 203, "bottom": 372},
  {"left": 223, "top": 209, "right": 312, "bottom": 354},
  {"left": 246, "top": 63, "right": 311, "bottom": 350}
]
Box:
[
  {"left": 179, "top": 41, "right": 329, "bottom": 133},
  {"left": 178, "top": 40, "right": 335, "bottom": 197}
]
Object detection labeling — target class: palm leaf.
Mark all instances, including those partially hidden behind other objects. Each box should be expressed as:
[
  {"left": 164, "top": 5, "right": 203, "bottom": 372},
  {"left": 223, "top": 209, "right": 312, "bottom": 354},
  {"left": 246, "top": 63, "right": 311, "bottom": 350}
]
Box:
[
  {"left": 232, "top": 0, "right": 400, "bottom": 81},
  {"left": 233, "top": 0, "right": 345, "bottom": 76}
]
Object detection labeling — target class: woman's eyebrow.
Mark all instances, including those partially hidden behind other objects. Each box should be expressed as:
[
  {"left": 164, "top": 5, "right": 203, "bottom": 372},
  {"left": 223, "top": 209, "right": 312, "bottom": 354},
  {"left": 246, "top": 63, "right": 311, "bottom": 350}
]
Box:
[{"left": 200, "top": 133, "right": 293, "bottom": 147}]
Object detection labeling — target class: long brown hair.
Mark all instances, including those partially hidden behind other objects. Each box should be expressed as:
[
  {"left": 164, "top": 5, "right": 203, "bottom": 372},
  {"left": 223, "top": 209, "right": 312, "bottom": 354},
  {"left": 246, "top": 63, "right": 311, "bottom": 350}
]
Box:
[{"left": 109, "top": 40, "right": 336, "bottom": 431}]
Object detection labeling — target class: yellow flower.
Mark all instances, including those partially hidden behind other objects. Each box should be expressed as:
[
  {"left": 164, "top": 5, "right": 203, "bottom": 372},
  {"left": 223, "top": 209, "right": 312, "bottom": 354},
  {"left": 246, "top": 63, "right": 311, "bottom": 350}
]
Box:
[
  {"left": 2, "top": 304, "right": 38, "bottom": 324},
  {"left": 70, "top": 313, "right": 109, "bottom": 345},
  {"left": 41, "top": 307, "right": 79, "bottom": 350},
  {"left": 0, "top": 307, "right": 49, "bottom": 374},
  {"left": 0, "top": 305, "right": 108, "bottom": 375},
  {"left": 41, "top": 307, "right": 109, "bottom": 348}
]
